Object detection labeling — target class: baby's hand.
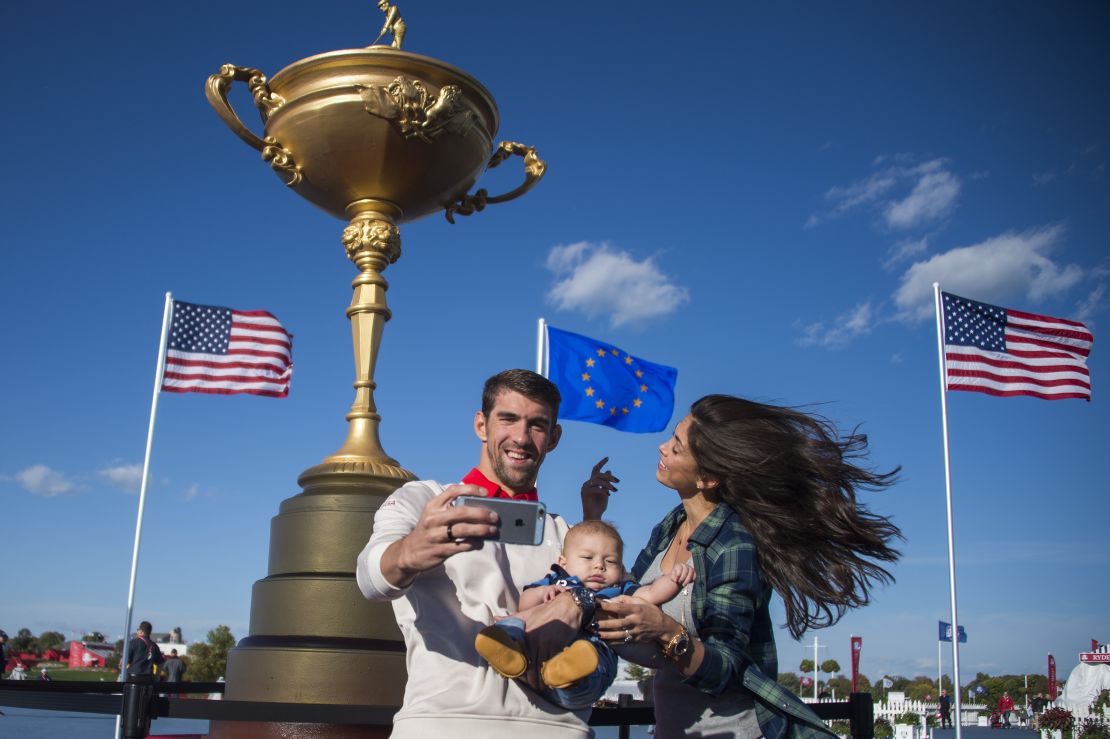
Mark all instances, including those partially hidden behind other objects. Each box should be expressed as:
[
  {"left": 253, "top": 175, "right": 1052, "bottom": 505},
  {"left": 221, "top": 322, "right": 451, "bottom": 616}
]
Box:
[
  {"left": 668, "top": 562, "right": 696, "bottom": 587},
  {"left": 542, "top": 585, "right": 567, "bottom": 603}
]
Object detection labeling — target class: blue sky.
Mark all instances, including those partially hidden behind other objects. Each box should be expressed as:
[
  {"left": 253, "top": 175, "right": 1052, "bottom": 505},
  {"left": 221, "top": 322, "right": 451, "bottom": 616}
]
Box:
[{"left": 2, "top": 1, "right": 1106, "bottom": 687}]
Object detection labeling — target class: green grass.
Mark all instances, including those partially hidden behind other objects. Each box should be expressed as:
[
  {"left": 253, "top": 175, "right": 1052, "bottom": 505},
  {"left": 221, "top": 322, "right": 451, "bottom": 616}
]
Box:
[{"left": 40, "top": 667, "right": 119, "bottom": 681}]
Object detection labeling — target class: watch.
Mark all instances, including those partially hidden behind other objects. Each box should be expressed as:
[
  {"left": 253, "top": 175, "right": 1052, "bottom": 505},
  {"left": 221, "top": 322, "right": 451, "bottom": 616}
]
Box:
[
  {"left": 567, "top": 587, "right": 598, "bottom": 628},
  {"left": 663, "top": 625, "right": 691, "bottom": 660}
]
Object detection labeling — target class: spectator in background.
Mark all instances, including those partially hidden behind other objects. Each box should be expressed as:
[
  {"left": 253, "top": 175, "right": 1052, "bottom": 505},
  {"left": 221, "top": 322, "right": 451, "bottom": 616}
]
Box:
[
  {"left": 162, "top": 649, "right": 187, "bottom": 683},
  {"left": 122, "top": 621, "right": 164, "bottom": 681},
  {"left": 939, "top": 689, "right": 952, "bottom": 729},
  {"left": 998, "top": 691, "right": 1015, "bottom": 728},
  {"left": 10, "top": 662, "right": 27, "bottom": 680},
  {"left": 39, "top": 667, "right": 52, "bottom": 681},
  {"left": 0, "top": 630, "right": 8, "bottom": 676}
]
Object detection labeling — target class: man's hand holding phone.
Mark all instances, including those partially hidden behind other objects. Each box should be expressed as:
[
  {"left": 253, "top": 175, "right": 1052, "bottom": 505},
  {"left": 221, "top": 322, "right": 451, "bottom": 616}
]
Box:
[{"left": 381, "top": 484, "right": 499, "bottom": 588}]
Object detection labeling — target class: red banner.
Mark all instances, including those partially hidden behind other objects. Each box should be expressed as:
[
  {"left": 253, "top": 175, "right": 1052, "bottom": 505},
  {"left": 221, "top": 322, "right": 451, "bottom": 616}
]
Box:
[
  {"left": 851, "top": 636, "right": 863, "bottom": 693},
  {"left": 1094, "top": 639, "right": 1101, "bottom": 651},
  {"left": 1049, "top": 654, "right": 1057, "bottom": 699}
]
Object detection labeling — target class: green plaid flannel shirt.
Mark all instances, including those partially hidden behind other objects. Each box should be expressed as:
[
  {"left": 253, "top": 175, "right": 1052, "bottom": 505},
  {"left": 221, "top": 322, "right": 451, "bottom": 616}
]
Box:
[{"left": 631, "top": 503, "right": 835, "bottom": 739}]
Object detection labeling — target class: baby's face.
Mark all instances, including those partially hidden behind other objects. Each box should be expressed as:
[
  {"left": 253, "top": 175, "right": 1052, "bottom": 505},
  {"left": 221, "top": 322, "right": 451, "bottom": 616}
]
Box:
[{"left": 558, "top": 532, "right": 623, "bottom": 591}]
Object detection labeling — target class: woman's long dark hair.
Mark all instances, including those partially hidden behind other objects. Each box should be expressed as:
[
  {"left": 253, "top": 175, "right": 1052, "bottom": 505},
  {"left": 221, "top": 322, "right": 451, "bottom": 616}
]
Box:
[{"left": 686, "top": 394, "right": 902, "bottom": 639}]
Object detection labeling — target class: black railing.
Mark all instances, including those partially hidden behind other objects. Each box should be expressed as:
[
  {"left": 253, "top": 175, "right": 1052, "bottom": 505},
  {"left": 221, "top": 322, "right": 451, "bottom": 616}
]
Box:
[{"left": 0, "top": 679, "right": 874, "bottom": 738}]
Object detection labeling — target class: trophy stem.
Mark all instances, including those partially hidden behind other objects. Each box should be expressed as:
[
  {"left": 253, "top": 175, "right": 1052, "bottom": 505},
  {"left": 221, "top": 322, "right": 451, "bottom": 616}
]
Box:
[{"left": 299, "top": 199, "right": 415, "bottom": 494}]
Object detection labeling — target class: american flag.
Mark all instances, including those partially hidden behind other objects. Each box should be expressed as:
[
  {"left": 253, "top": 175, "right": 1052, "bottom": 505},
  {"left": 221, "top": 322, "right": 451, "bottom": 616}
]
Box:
[
  {"left": 162, "top": 300, "right": 293, "bottom": 397},
  {"left": 942, "top": 291, "right": 1093, "bottom": 401}
]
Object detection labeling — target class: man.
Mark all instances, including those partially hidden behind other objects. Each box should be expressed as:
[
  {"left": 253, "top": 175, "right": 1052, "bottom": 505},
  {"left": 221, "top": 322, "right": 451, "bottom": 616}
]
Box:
[
  {"left": 939, "top": 689, "right": 952, "bottom": 729},
  {"left": 357, "top": 369, "right": 591, "bottom": 738},
  {"left": 0, "top": 630, "right": 8, "bottom": 676},
  {"left": 122, "top": 621, "right": 164, "bottom": 681},
  {"left": 39, "top": 667, "right": 53, "bottom": 681},
  {"left": 162, "top": 648, "right": 187, "bottom": 683}
]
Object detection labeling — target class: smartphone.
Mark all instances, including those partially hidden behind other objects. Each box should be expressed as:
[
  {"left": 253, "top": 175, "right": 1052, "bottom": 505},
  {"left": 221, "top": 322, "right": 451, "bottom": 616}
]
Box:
[{"left": 450, "top": 495, "right": 546, "bottom": 545}]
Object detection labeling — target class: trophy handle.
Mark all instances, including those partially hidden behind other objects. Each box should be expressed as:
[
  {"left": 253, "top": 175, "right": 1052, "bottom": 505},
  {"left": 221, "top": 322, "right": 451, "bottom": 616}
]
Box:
[
  {"left": 445, "top": 141, "right": 547, "bottom": 224},
  {"left": 205, "top": 64, "right": 303, "bottom": 186}
]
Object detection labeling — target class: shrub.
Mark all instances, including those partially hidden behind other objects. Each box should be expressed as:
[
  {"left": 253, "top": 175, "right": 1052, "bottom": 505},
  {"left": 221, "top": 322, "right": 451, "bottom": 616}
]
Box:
[
  {"left": 829, "top": 720, "right": 851, "bottom": 737},
  {"left": 1078, "top": 718, "right": 1110, "bottom": 739},
  {"left": 1039, "top": 707, "right": 1075, "bottom": 736},
  {"left": 894, "top": 712, "right": 921, "bottom": 726},
  {"left": 875, "top": 718, "right": 894, "bottom": 739}
]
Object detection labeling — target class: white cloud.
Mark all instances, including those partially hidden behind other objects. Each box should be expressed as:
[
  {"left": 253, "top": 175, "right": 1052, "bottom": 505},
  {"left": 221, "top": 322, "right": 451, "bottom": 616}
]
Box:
[
  {"left": 893, "top": 224, "right": 1083, "bottom": 322},
  {"left": 15, "top": 465, "right": 75, "bottom": 497},
  {"left": 184, "top": 483, "right": 199, "bottom": 502},
  {"left": 883, "top": 236, "right": 929, "bottom": 271},
  {"left": 1075, "top": 284, "right": 1104, "bottom": 326},
  {"left": 99, "top": 463, "right": 143, "bottom": 493},
  {"left": 545, "top": 241, "right": 689, "bottom": 327},
  {"left": 884, "top": 167, "right": 961, "bottom": 229},
  {"left": 797, "top": 302, "right": 875, "bottom": 348},
  {"left": 807, "top": 157, "right": 961, "bottom": 231}
]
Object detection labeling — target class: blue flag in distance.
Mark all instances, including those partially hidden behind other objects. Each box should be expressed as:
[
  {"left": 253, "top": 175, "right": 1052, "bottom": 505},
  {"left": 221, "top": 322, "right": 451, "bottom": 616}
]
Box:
[
  {"left": 546, "top": 325, "right": 677, "bottom": 433},
  {"left": 938, "top": 621, "right": 968, "bottom": 643}
]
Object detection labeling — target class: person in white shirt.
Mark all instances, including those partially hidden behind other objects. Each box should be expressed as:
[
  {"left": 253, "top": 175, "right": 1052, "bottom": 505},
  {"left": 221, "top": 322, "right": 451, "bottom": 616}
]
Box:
[{"left": 357, "top": 369, "right": 615, "bottom": 738}]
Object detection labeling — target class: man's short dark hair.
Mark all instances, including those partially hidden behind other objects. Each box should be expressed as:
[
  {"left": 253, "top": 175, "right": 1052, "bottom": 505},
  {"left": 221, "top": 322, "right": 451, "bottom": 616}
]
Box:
[
  {"left": 481, "top": 369, "right": 561, "bottom": 423},
  {"left": 138, "top": 621, "right": 152, "bottom": 635}
]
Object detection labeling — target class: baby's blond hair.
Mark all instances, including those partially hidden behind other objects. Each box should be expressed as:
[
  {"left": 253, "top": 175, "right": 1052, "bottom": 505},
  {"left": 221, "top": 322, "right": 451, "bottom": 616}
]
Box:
[{"left": 563, "top": 519, "right": 623, "bottom": 558}]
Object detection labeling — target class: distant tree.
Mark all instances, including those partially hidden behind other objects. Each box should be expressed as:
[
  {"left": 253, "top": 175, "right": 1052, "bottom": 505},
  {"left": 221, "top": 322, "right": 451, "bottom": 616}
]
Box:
[
  {"left": 822, "top": 659, "right": 842, "bottom": 679},
  {"left": 186, "top": 625, "right": 236, "bottom": 682},
  {"left": 624, "top": 663, "right": 654, "bottom": 697},
  {"left": 38, "top": 631, "right": 66, "bottom": 652},
  {"left": 905, "top": 676, "right": 936, "bottom": 701},
  {"left": 779, "top": 671, "right": 801, "bottom": 691},
  {"left": 82, "top": 631, "right": 107, "bottom": 643},
  {"left": 800, "top": 659, "right": 815, "bottom": 674},
  {"left": 828, "top": 676, "right": 852, "bottom": 697},
  {"left": 11, "top": 628, "right": 38, "bottom": 653}
]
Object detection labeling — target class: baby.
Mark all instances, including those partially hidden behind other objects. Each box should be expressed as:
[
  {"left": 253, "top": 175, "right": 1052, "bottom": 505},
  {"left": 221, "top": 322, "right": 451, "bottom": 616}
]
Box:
[{"left": 475, "top": 519, "right": 695, "bottom": 709}]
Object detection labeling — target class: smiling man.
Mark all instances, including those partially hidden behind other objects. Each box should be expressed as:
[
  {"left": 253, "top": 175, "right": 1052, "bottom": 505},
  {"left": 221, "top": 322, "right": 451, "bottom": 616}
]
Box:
[{"left": 356, "top": 369, "right": 592, "bottom": 738}]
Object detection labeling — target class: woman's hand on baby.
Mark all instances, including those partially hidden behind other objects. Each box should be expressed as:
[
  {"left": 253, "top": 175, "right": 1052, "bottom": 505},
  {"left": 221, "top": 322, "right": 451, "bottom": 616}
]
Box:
[{"left": 668, "top": 562, "right": 696, "bottom": 586}]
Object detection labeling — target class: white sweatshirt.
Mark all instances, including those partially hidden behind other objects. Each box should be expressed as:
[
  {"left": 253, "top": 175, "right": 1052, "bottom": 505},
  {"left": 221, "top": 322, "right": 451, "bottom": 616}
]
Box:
[{"left": 356, "top": 480, "right": 591, "bottom": 738}]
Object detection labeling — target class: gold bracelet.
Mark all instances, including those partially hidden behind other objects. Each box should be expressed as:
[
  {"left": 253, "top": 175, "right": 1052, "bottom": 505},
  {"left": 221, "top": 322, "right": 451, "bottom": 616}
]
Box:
[{"left": 662, "top": 625, "right": 692, "bottom": 660}]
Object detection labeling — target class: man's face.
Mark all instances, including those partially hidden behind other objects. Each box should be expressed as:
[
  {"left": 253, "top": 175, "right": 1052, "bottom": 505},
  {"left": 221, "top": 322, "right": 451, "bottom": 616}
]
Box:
[{"left": 475, "top": 389, "right": 561, "bottom": 493}]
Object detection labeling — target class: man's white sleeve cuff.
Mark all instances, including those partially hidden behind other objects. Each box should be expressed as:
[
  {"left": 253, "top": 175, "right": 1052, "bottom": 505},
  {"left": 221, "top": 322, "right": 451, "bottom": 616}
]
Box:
[{"left": 357, "top": 541, "right": 411, "bottom": 601}]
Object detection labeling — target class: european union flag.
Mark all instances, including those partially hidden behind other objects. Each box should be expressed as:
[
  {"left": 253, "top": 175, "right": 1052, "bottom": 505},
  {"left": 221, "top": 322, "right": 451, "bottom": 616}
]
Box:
[{"left": 546, "top": 325, "right": 677, "bottom": 433}]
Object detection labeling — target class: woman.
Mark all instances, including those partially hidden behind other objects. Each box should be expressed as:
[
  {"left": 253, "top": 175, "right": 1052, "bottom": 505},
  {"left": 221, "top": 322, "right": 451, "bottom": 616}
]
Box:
[{"left": 594, "top": 395, "right": 902, "bottom": 739}]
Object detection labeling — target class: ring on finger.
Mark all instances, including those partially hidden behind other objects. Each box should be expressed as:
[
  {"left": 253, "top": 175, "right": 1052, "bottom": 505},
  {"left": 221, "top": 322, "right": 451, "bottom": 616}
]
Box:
[
  {"left": 446, "top": 524, "right": 455, "bottom": 541},
  {"left": 623, "top": 628, "right": 632, "bottom": 644}
]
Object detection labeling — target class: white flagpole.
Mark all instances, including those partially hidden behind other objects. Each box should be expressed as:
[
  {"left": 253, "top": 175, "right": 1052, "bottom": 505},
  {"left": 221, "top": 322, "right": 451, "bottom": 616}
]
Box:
[
  {"left": 115, "top": 292, "right": 174, "bottom": 739},
  {"left": 933, "top": 282, "right": 963, "bottom": 739},
  {"left": 536, "top": 317, "right": 547, "bottom": 376}
]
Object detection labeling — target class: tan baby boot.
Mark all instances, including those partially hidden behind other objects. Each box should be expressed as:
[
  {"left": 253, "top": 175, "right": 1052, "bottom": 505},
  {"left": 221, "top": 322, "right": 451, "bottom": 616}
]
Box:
[
  {"left": 475, "top": 625, "right": 528, "bottom": 679},
  {"left": 540, "top": 639, "right": 599, "bottom": 689}
]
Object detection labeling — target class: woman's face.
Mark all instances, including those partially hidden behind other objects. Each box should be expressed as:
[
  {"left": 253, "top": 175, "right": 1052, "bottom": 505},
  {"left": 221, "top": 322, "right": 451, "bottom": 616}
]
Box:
[{"left": 656, "top": 415, "right": 702, "bottom": 493}]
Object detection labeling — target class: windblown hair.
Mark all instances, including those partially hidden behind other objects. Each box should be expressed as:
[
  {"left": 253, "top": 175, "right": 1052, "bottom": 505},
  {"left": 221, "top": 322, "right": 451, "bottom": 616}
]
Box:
[
  {"left": 686, "top": 395, "right": 902, "bottom": 639},
  {"left": 482, "top": 369, "right": 562, "bottom": 423}
]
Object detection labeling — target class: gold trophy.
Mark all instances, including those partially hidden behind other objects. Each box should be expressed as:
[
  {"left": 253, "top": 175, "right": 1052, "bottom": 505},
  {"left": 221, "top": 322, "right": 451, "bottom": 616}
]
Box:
[{"left": 204, "top": 7, "right": 545, "bottom": 736}]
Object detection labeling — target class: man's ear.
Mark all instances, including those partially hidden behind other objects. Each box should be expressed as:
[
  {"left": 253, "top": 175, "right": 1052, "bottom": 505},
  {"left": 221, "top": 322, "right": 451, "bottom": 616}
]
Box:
[
  {"left": 546, "top": 422, "right": 562, "bottom": 452},
  {"left": 474, "top": 411, "right": 488, "bottom": 442}
]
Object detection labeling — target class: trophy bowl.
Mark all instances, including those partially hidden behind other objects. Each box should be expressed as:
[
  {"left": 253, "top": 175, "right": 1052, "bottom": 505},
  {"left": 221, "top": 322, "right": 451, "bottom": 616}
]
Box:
[{"left": 207, "top": 47, "right": 542, "bottom": 223}]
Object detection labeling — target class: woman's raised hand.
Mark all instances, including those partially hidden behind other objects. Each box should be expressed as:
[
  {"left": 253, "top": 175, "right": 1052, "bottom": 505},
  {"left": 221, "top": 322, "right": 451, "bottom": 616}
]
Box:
[{"left": 581, "top": 457, "right": 620, "bottom": 520}]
